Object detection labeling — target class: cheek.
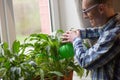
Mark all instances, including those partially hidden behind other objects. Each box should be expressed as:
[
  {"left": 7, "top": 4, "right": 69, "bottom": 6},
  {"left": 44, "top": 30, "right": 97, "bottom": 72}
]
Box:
[
  {"left": 91, "top": 18, "right": 99, "bottom": 26},
  {"left": 88, "top": 15, "right": 97, "bottom": 25},
  {"left": 88, "top": 14, "right": 99, "bottom": 26},
  {"left": 90, "top": 21, "right": 96, "bottom": 27}
]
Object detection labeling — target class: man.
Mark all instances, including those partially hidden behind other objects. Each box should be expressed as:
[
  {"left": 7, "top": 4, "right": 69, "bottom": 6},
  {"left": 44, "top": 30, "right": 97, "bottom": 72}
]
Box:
[{"left": 62, "top": 0, "right": 120, "bottom": 80}]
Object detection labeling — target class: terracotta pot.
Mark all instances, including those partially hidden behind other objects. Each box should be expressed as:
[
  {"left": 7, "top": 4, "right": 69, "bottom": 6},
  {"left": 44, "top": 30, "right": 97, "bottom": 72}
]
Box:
[
  {"left": 32, "top": 76, "right": 58, "bottom": 80},
  {"left": 32, "top": 71, "right": 73, "bottom": 80},
  {"left": 53, "top": 71, "right": 73, "bottom": 80},
  {"left": 62, "top": 70, "right": 73, "bottom": 80}
]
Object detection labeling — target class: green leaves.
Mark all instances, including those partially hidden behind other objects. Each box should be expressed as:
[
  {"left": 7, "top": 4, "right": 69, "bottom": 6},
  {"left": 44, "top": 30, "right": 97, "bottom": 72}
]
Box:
[
  {"left": 49, "top": 71, "right": 64, "bottom": 77},
  {"left": 10, "top": 67, "right": 21, "bottom": 80},
  {"left": 12, "top": 40, "right": 20, "bottom": 54},
  {"left": 1, "top": 42, "right": 10, "bottom": 58},
  {"left": 0, "top": 68, "right": 7, "bottom": 77},
  {"left": 2, "top": 42, "right": 9, "bottom": 49},
  {"left": 69, "top": 62, "right": 84, "bottom": 78},
  {"left": 0, "top": 29, "right": 87, "bottom": 79},
  {"left": 0, "top": 40, "right": 37, "bottom": 79}
]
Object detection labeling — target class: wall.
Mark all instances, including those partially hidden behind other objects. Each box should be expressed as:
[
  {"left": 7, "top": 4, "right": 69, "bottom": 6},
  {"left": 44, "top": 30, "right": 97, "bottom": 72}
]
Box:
[{"left": 58, "top": 0, "right": 83, "bottom": 31}]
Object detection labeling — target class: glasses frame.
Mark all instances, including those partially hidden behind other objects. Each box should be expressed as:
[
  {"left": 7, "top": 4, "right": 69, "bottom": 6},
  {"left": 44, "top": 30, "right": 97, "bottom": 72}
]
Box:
[{"left": 82, "top": 4, "right": 99, "bottom": 14}]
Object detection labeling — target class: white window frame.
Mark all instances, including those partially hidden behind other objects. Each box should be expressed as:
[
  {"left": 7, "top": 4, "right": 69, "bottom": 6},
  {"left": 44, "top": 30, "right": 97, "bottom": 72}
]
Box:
[
  {"left": 49, "top": 0, "right": 60, "bottom": 32},
  {"left": 0, "top": 0, "right": 16, "bottom": 47}
]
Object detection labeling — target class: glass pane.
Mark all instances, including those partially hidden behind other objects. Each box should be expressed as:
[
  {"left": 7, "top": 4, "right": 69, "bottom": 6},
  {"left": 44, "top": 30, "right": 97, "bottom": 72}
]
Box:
[{"left": 13, "top": 0, "right": 51, "bottom": 42}]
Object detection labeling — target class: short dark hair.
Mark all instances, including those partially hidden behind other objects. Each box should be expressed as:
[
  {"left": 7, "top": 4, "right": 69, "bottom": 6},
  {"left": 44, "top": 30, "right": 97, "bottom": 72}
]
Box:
[
  {"left": 85, "top": 0, "right": 113, "bottom": 7},
  {"left": 91, "top": 0, "right": 111, "bottom": 4}
]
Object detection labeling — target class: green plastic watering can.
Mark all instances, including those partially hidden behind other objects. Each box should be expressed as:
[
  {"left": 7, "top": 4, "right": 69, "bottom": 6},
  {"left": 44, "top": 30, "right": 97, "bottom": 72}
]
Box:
[{"left": 59, "top": 43, "right": 74, "bottom": 58}]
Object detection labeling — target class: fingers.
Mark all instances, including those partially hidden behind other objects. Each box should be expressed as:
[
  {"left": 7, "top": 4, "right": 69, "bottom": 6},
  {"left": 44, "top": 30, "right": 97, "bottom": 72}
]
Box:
[
  {"left": 62, "top": 39, "right": 70, "bottom": 43},
  {"left": 61, "top": 33, "right": 70, "bottom": 43},
  {"left": 61, "top": 29, "right": 80, "bottom": 43}
]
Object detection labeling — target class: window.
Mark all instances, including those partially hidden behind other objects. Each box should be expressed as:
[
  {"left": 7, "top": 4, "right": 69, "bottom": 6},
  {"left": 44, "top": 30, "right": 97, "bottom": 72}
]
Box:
[
  {"left": 0, "top": 0, "right": 60, "bottom": 46},
  {"left": 13, "top": 0, "right": 51, "bottom": 42}
]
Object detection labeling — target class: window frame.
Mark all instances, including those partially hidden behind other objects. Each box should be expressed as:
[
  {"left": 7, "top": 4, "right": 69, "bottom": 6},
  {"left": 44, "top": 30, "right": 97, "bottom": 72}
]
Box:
[
  {"left": 0, "top": 0, "right": 16, "bottom": 47},
  {"left": 49, "top": 0, "right": 60, "bottom": 31},
  {"left": 0, "top": 0, "right": 60, "bottom": 47}
]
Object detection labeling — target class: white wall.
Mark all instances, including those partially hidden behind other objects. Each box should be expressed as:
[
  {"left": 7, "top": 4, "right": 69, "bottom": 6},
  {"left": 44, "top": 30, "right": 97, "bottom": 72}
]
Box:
[{"left": 58, "top": 0, "right": 83, "bottom": 31}]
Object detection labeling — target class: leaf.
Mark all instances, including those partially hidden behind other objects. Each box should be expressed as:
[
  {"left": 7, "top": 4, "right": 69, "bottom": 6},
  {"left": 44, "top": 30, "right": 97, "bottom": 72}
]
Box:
[
  {"left": 12, "top": 40, "right": 20, "bottom": 54},
  {"left": 38, "top": 34, "right": 48, "bottom": 40},
  {"left": 2, "top": 42, "right": 9, "bottom": 50},
  {"left": 0, "top": 45, "right": 3, "bottom": 56},
  {"left": 56, "top": 29, "right": 64, "bottom": 33},
  {"left": 0, "top": 68, "right": 7, "bottom": 77},
  {"left": 30, "top": 33, "right": 38, "bottom": 37},
  {"left": 3, "top": 61, "right": 11, "bottom": 69},
  {"left": 24, "top": 37, "right": 29, "bottom": 42},
  {"left": 29, "top": 61, "right": 37, "bottom": 68},
  {"left": 15, "top": 67, "right": 21, "bottom": 77},
  {"left": 85, "top": 70, "right": 89, "bottom": 77},
  {"left": 49, "top": 71, "right": 63, "bottom": 77},
  {"left": 0, "top": 42, "right": 12, "bottom": 58},
  {"left": 30, "top": 33, "right": 48, "bottom": 41},
  {"left": 10, "top": 67, "right": 17, "bottom": 79},
  {"left": 0, "top": 57, "right": 5, "bottom": 62},
  {"left": 77, "top": 66, "right": 84, "bottom": 78},
  {"left": 4, "top": 49, "right": 11, "bottom": 58},
  {"left": 39, "top": 69, "right": 44, "bottom": 80},
  {"left": 83, "top": 40, "right": 91, "bottom": 49},
  {"left": 69, "top": 62, "right": 84, "bottom": 78}
]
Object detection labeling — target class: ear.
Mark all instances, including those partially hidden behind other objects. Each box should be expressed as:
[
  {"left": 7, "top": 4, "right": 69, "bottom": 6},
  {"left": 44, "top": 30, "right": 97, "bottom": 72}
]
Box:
[{"left": 98, "top": 4, "right": 105, "bottom": 14}]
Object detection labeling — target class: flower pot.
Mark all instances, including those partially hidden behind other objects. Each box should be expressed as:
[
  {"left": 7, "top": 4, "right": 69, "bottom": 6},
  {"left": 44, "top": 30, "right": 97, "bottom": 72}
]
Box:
[
  {"left": 32, "top": 71, "right": 73, "bottom": 80},
  {"left": 61, "top": 70, "right": 73, "bottom": 80}
]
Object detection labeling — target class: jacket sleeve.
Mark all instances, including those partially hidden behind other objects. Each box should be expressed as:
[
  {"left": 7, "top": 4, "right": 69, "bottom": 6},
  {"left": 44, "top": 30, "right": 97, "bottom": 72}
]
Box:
[
  {"left": 73, "top": 27, "right": 120, "bottom": 70},
  {"left": 80, "top": 27, "right": 102, "bottom": 39}
]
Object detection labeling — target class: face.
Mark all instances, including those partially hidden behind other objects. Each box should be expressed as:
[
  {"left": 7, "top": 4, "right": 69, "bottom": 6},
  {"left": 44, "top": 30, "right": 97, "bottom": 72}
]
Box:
[{"left": 82, "top": 0, "right": 102, "bottom": 27}]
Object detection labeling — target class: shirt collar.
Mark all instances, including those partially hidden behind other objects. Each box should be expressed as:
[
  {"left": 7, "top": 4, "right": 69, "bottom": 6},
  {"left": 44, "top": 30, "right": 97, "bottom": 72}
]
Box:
[{"left": 102, "top": 13, "right": 118, "bottom": 31}]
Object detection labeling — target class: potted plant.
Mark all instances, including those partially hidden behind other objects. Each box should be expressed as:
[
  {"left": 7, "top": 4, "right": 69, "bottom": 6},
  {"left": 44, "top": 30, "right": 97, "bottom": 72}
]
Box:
[
  {"left": 0, "top": 30, "right": 87, "bottom": 80},
  {"left": 21, "top": 30, "right": 84, "bottom": 80},
  {"left": 0, "top": 40, "right": 37, "bottom": 80}
]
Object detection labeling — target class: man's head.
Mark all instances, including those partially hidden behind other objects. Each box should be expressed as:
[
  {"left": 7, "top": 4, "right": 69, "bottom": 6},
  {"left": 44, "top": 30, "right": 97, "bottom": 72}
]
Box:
[{"left": 82, "top": 0, "right": 115, "bottom": 27}]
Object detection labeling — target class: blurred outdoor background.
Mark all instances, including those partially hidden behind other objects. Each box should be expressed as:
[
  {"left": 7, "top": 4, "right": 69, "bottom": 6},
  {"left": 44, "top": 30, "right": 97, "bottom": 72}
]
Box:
[{"left": 13, "top": 0, "right": 51, "bottom": 42}]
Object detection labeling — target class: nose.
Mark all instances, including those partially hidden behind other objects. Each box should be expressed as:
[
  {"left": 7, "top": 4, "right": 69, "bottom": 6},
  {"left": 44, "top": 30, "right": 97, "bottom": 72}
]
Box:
[{"left": 83, "top": 13, "right": 89, "bottom": 19}]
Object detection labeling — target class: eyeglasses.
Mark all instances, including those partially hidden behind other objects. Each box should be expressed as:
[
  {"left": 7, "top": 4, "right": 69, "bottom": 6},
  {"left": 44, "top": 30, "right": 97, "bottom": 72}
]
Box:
[{"left": 82, "top": 4, "right": 99, "bottom": 14}]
